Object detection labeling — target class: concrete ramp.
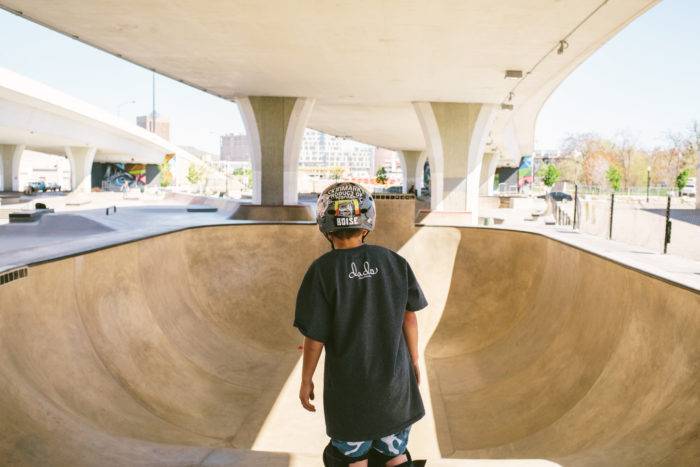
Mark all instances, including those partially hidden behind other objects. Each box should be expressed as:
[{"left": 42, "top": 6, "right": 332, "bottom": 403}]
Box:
[{"left": 0, "top": 224, "right": 697, "bottom": 466}]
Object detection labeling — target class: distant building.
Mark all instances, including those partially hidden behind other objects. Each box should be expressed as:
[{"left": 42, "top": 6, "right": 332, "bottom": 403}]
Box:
[
  {"left": 181, "top": 145, "right": 218, "bottom": 163},
  {"left": 220, "top": 133, "right": 250, "bottom": 162},
  {"left": 374, "top": 147, "right": 401, "bottom": 178},
  {"left": 137, "top": 112, "right": 171, "bottom": 141},
  {"left": 299, "top": 129, "right": 375, "bottom": 178},
  {"left": 220, "top": 129, "right": 377, "bottom": 179}
]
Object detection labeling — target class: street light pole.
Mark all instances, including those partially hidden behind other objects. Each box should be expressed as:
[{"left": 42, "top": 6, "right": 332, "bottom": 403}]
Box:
[
  {"left": 646, "top": 166, "right": 651, "bottom": 203},
  {"left": 117, "top": 100, "right": 136, "bottom": 117}
]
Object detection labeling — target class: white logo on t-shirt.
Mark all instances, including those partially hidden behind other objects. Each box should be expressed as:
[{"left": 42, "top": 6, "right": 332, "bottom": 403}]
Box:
[{"left": 348, "top": 261, "right": 379, "bottom": 280}]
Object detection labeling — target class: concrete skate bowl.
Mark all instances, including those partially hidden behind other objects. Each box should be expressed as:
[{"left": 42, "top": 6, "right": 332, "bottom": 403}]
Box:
[{"left": 0, "top": 224, "right": 698, "bottom": 466}]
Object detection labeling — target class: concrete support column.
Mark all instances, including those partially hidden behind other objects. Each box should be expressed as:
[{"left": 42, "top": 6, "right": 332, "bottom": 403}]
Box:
[
  {"left": 400, "top": 150, "right": 422, "bottom": 193},
  {"left": 236, "top": 96, "right": 314, "bottom": 205},
  {"left": 415, "top": 150, "right": 427, "bottom": 193},
  {"left": 414, "top": 102, "right": 496, "bottom": 222},
  {"left": 65, "top": 146, "right": 97, "bottom": 194},
  {"left": 697, "top": 160, "right": 700, "bottom": 210},
  {"left": 0, "top": 144, "right": 25, "bottom": 191},
  {"left": 479, "top": 152, "right": 499, "bottom": 196}
]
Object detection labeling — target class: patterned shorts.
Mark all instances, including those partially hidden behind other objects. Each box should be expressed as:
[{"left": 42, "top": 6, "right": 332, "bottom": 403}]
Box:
[{"left": 331, "top": 425, "right": 411, "bottom": 458}]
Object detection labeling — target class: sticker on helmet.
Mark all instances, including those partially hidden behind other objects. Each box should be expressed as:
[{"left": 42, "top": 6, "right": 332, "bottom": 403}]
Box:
[
  {"left": 327, "top": 184, "right": 366, "bottom": 200},
  {"left": 334, "top": 199, "right": 360, "bottom": 226},
  {"left": 335, "top": 199, "right": 360, "bottom": 217}
]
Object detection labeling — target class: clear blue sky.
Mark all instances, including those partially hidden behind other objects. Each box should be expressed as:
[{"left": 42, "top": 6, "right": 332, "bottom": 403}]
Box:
[
  {"left": 0, "top": 0, "right": 698, "bottom": 154},
  {"left": 536, "top": 0, "right": 700, "bottom": 150}
]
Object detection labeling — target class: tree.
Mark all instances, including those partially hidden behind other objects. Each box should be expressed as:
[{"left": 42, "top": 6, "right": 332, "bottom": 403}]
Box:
[
  {"left": 537, "top": 164, "right": 560, "bottom": 189},
  {"left": 612, "top": 132, "right": 637, "bottom": 190},
  {"left": 676, "top": 169, "right": 690, "bottom": 195},
  {"left": 232, "top": 167, "right": 252, "bottom": 187},
  {"left": 159, "top": 161, "right": 173, "bottom": 187},
  {"left": 606, "top": 166, "right": 622, "bottom": 192},
  {"left": 186, "top": 162, "right": 205, "bottom": 185},
  {"left": 329, "top": 166, "right": 345, "bottom": 181},
  {"left": 375, "top": 166, "right": 388, "bottom": 184}
]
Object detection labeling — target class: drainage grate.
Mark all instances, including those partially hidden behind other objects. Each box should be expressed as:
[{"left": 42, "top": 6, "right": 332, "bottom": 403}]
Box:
[{"left": 0, "top": 267, "right": 28, "bottom": 286}]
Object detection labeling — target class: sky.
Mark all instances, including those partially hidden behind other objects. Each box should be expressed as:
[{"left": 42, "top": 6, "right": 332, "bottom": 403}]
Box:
[
  {"left": 0, "top": 0, "right": 698, "bottom": 154},
  {"left": 535, "top": 0, "right": 700, "bottom": 150}
]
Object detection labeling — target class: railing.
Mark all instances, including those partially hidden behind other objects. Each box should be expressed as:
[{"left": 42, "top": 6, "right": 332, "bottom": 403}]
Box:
[{"left": 550, "top": 185, "right": 699, "bottom": 261}]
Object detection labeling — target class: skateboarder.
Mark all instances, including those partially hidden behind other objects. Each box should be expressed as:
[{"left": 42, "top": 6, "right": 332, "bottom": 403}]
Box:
[{"left": 294, "top": 182, "right": 427, "bottom": 467}]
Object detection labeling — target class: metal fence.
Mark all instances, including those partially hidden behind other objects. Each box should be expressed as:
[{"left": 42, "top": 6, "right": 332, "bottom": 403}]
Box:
[{"left": 551, "top": 185, "right": 699, "bottom": 261}]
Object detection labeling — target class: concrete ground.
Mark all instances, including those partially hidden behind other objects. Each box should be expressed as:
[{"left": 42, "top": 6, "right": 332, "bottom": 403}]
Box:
[{"left": 0, "top": 194, "right": 698, "bottom": 466}]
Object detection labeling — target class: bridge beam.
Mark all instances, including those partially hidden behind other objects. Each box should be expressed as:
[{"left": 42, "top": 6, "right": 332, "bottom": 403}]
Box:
[
  {"left": 65, "top": 146, "right": 97, "bottom": 194},
  {"left": 236, "top": 96, "right": 314, "bottom": 205},
  {"left": 414, "top": 102, "right": 496, "bottom": 223}
]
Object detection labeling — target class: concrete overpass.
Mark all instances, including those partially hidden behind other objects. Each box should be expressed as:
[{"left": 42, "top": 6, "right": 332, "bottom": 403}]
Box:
[
  {"left": 0, "top": 68, "right": 204, "bottom": 193},
  {"left": 0, "top": 0, "right": 660, "bottom": 217}
]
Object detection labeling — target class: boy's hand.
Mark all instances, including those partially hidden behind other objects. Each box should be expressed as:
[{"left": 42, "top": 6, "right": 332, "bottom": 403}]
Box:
[
  {"left": 299, "top": 380, "right": 316, "bottom": 412},
  {"left": 412, "top": 360, "right": 421, "bottom": 385}
]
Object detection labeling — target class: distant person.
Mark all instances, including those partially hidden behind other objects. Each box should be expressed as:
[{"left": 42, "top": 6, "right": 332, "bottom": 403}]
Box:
[
  {"left": 294, "top": 182, "right": 426, "bottom": 467},
  {"left": 121, "top": 182, "right": 129, "bottom": 199}
]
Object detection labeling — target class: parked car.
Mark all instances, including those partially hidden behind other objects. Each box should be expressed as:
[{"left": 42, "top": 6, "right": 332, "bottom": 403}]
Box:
[
  {"left": 45, "top": 182, "right": 62, "bottom": 192},
  {"left": 25, "top": 181, "right": 46, "bottom": 193},
  {"left": 538, "top": 191, "right": 572, "bottom": 202},
  {"left": 680, "top": 178, "right": 696, "bottom": 197}
]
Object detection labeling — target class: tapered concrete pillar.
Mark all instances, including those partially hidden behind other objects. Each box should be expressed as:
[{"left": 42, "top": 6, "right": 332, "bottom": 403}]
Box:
[
  {"left": 236, "top": 96, "right": 314, "bottom": 205},
  {"left": 65, "top": 146, "right": 97, "bottom": 194},
  {"left": 479, "top": 152, "right": 499, "bottom": 196},
  {"left": 415, "top": 151, "right": 427, "bottom": 193},
  {"left": 400, "top": 150, "right": 422, "bottom": 193},
  {"left": 0, "top": 144, "right": 25, "bottom": 191},
  {"left": 414, "top": 102, "right": 496, "bottom": 223},
  {"left": 696, "top": 160, "right": 700, "bottom": 210}
]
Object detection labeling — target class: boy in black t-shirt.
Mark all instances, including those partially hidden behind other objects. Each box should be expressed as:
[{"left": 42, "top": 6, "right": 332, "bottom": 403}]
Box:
[{"left": 294, "top": 182, "right": 427, "bottom": 467}]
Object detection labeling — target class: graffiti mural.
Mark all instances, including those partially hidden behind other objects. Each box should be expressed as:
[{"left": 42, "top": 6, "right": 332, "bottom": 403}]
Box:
[
  {"left": 92, "top": 163, "right": 159, "bottom": 191},
  {"left": 517, "top": 155, "right": 533, "bottom": 190}
]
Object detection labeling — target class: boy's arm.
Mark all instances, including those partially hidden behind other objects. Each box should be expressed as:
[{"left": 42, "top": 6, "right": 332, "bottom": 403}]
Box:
[
  {"left": 299, "top": 336, "right": 324, "bottom": 412},
  {"left": 403, "top": 311, "right": 420, "bottom": 385}
]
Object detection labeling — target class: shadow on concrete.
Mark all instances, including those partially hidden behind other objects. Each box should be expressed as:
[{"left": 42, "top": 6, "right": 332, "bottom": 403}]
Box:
[{"left": 642, "top": 208, "right": 700, "bottom": 226}]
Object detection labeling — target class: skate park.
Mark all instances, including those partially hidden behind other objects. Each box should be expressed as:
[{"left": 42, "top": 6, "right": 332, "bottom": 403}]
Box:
[{"left": 0, "top": 0, "right": 699, "bottom": 466}]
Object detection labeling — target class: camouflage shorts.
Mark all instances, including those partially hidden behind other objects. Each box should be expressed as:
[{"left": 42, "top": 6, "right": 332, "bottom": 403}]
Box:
[{"left": 331, "top": 425, "right": 411, "bottom": 458}]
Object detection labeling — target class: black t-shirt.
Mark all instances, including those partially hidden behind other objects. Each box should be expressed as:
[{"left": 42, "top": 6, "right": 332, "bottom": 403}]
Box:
[{"left": 294, "top": 243, "right": 428, "bottom": 441}]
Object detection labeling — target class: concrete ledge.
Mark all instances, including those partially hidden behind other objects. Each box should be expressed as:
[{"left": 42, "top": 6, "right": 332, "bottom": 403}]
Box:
[
  {"left": 9, "top": 208, "right": 54, "bottom": 223},
  {"left": 230, "top": 204, "right": 314, "bottom": 221}
]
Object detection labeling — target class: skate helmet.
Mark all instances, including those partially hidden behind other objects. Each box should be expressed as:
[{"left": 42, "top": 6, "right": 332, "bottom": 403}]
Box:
[{"left": 316, "top": 182, "right": 376, "bottom": 235}]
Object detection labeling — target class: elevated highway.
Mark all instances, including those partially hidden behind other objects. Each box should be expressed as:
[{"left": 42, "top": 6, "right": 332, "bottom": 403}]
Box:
[{"left": 0, "top": 68, "right": 205, "bottom": 192}]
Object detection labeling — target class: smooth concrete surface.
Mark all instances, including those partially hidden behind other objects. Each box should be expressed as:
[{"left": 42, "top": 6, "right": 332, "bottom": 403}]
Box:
[
  {"left": 0, "top": 143, "right": 23, "bottom": 191},
  {"left": 0, "top": 1, "right": 659, "bottom": 154},
  {"left": 0, "top": 68, "right": 180, "bottom": 164},
  {"left": 230, "top": 204, "right": 315, "bottom": 222},
  {"left": 65, "top": 146, "right": 97, "bottom": 194},
  {"left": 0, "top": 213, "right": 698, "bottom": 465},
  {"left": 414, "top": 102, "right": 496, "bottom": 218},
  {"left": 479, "top": 153, "right": 498, "bottom": 196},
  {"left": 401, "top": 150, "right": 422, "bottom": 193},
  {"left": 237, "top": 96, "right": 314, "bottom": 206}
]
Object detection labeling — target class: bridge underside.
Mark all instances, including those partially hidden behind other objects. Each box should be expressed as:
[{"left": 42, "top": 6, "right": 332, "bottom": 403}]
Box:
[{"left": 0, "top": 0, "right": 660, "bottom": 210}]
